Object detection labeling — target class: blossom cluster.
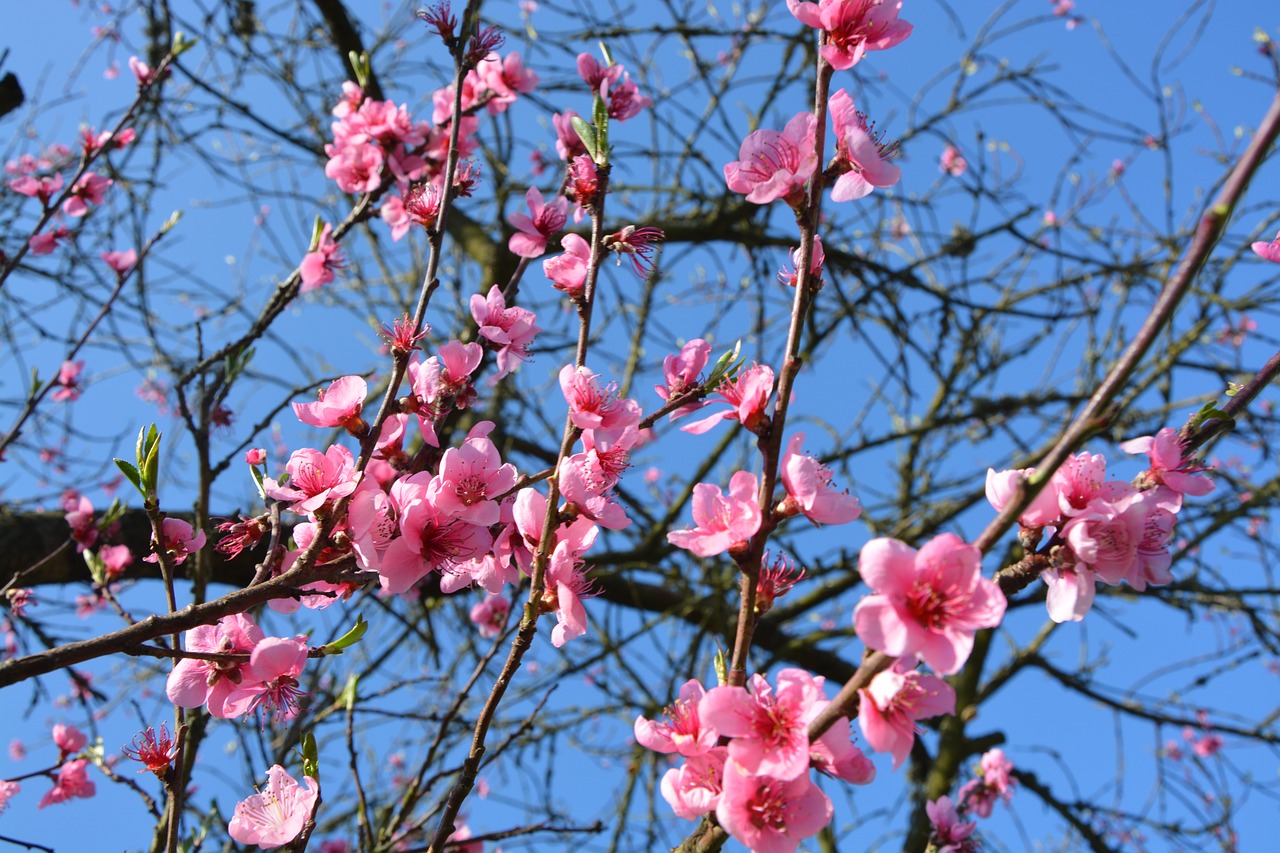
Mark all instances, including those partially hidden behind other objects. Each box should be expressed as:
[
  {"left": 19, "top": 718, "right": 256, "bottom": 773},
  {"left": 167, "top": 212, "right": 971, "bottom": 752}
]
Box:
[{"left": 986, "top": 427, "right": 1214, "bottom": 622}]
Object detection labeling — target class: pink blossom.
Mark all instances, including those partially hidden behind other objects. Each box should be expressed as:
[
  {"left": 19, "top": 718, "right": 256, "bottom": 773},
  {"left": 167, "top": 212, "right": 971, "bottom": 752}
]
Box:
[
  {"left": 52, "top": 724, "right": 86, "bottom": 755},
  {"left": 606, "top": 70, "right": 651, "bottom": 121},
  {"left": 779, "top": 432, "right": 862, "bottom": 525},
  {"left": 29, "top": 227, "right": 70, "bottom": 255},
  {"left": 724, "top": 112, "right": 817, "bottom": 205},
  {"left": 324, "top": 140, "right": 384, "bottom": 194},
  {"left": 245, "top": 448, "right": 267, "bottom": 466},
  {"left": 228, "top": 765, "right": 319, "bottom": 849},
  {"left": 661, "top": 748, "right": 727, "bottom": 820},
  {"left": 559, "top": 365, "right": 642, "bottom": 431},
  {"left": 958, "top": 747, "right": 1016, "bottom": 818},
  {"left": 144, "top": 518, "right": 207, "bottom": 566},
  {"left": 857, "top": 663, "right": 955, "bottom": 768},
  {"left": 300, "top": 223, "right": 345, "bottom": 291},
  {"left": 1253, "top": 230, "right": 1280, "bottom": 263},
  {"left": 852, "top": 534, "right": 1006, "bottom": 675},
  {"left": 716, "top": 759, "right": 832, "bottom": 853},
  {"left": 604, "top": 225, "right": 664, "bottom": 276},
  {"left": 223, "top": 637, "right": 309, "bottom": 721},
  {"left": 940, "top": 144, "right": 967, "bottom": 176},
  {"left": 553, "top": 110, "right": 588, "bottom": 161},
  {"left": 37, "top": 759, "right": 96, "bottom": 809},
  {"left": 926, "top": 795, "right": 977, "bottom": 853},
  {"left": 470, "top": 284, "right": 540, "bottom": 379},
  {"left": 1052, "top": 451, "right": 1107, "bottom": 516},
  {"left": 558, "top": 455, "right": 632, "bottom": 530},
  {"left": 64, "top": 493, "right": 96, "bottom": 551},
  {"left": 566, "top": 154, "right": 598, "bottom": 214},
  {"left": 543, "top": 232, "right": 591, "bottom": 297},
  {"left": 577, "top": 53, "right": 624, "bottom": 93},
  {"left": 379, "top": 472, "right": 493, "bottom": 594},
  {"left": 1193, "top": 733, "right": 1224, "bottom": 758},
  {"left": 984, "top": 467, "right": 1061, "bottom": 527},
  {"left": 635, "top": 679, "right": 719, "bottom": 757},
  {"left": 787, "top": 0, "right": 913, "bottom": 70},
  {"left": 682, "top": 363, "right": 774, "bottom": 435},
  {"left": 9, "top": 171, "right": 63, "bottom": 204},
  {"left": 778, "top": 235, "right": 824, "bottom": 288},
  {"left": 700, "top": 669, "right": 824, "bottom": 781},
  {"left": 470, "top": 593, "right": 511, "bottom": 638},
  {"left": 476, "top": 51, "right": 539, "bottom": 114},
  {"left": 508, "top": 186, "right": 568, "bottom": 258},
  {"left": 62, "top": 172, "right": 112, "bottom": 217},
  {"left": 756, "top": 553, "right": 806, "bottom": 614},
  {"left": 432, "top": 422, "right": 518, "bottom": 525},
  {"left": 1060, "top": 483, "right": 1150, "bottom": 586},
  {"left": 828, "top": 89, "right": 900, "bottom": 201},
  {"left": 265, "top": 445, "right": 360, "bottom": 516},
  {"left": 543, "top": 540, "right": 598, "bottom": 647},
  {"left": 166, "top": 613, "right": 263, "bottom": 717},
  {"left": 667, "top": 471, "right": 762, "bottom": 558},
  {"left": 0, "top": 780, "right": 18, "bottom": 814},
  {"left": 10, "top": 739, "right": 27, "bottom": 761},
  {"left": 128, "top": 56, "right": 158, "bottom": 86},
  {"left": 1120, "top": 427, "right": 1215, "bottom": 507},
  {"left": 808, "top": 714, "right": 876, "bottom": 783},
  {"left": 293, "top": 376, "right": 367, "bottom": 433},
  {"left": 332, "top": 81, "right": 363, "bottom": 118},
  {"left": 50, "top": 361, "right": 85, "bottom": 403},
  {"left": 1040, "top": 560, "right": 1096, "bottom": 623},
  {"left": 654, "top": 338, "right": 710, "bottom": 419},
  {"left": 121, "top": 724, "right": 177, "bottom": 776},
  {"left": 100, "top": 249, "right": 137, "bottom": 273}
]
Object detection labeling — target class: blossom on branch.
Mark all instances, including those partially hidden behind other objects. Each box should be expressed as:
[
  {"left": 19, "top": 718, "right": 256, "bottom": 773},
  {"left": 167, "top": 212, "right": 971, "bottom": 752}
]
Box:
[
  {"left": 228, "top": 764, "right": 319, "bottom": 850},
  {"left": 787, "top": 0, "right": 913, "bottom": 70}
]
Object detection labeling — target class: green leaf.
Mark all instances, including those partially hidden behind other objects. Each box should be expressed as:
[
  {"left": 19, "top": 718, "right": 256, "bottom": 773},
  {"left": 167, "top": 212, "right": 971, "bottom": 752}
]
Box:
[
  {"left": 704, "top": 340, "right": 743, "bottom": 389},
  {"left": 114, "top": 459, "right": 144, "bottom": 496},
  {"left": 300, "top": 731, "right": 319, "bottom": 780},
  {"left": 83, "top": 549, "right": 107, "bottom": 586},
  {"left": 321, "top": 614, "right": 368, "bottom": 655},
  {"left": 339, "top": 674, "right": 359, "bottom": 713},
  {"left": 570, "top": 116, "right": 598, "bottom": 160},
  {"left": 347, "top": 50, "right": 371, "bottom": 89}
]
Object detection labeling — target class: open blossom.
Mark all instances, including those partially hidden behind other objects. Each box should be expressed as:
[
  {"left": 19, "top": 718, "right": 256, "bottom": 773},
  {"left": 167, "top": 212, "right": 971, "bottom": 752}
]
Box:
[
  {"left": 778, "top": 235, "right": 824, "bottom": 288},
  {"left": 470, "top": 593, "right": 511, "bottom": 638},
  {"left": 37, "top": 759, "right": 96, "bottom": 809},
  {"left": 431, "top": 422, "right": 519, "bottom": 525},
  {"left": 542, "top": 539, "right": 598, "bottom": 647},
  {"left": 779, "top": 432, "right": 862, "bottom": 525},
  {"left": 984, "top": 467, "right": 1062, "bottom": 527},
  {"left": 223, "top": 637, "right": 309, "bottom": 721},
  {"left": 958, "top": 747, "right": 1016, "bottom": 818},
  {"left": 0, "top": 780, "right": 18, "bottom": 814},
  {"left": 378, "top": 471, "right": 493, "bottom": 594},
  {"left": 553, "top": 110, "right": 588, "bottom": 161},
  {"left": 560, "top": 365, "right": 641, "bottom": 431},
  {"left": 682, "top": 363, "right": 774, "bottom": 435},
  {"left": 265, "top": 444, "right": 360, "bottom": 516},
  {"left": 635, "top": 679, "right": 719, "bottom": 757},
  {"left": 940, "top": 144, "right": 968, "bottom": 176},
  {"left": 1120, "top": 427, "right": 1215, "bottom": 507},
  {"left": 29, "top": 226, "right": 70, "bottom": 255},
  {"left": 667, "top": 471, "right": 762, "bottom": 558},
  {"left": 661, "top": 747, "right": 727, "bottom": 820},
  {"left": 300, "top": 223, "right": 345, "bottom": 291},
  {"left": 828, "top": 88, "right": 900, "bottom": 201},
  {"left": 857, "top": 663, "right": 955, "bottom": 768},
  {"left": 101, "top": 248, "right": 137, "bottom": 273},
  {"left": 470, "top": 284, "right": 540, "bottom": 379},
  {"left": 926, "top": 795, "right": 978, "bottom": 853},
  {"left": 700, "top": 669, "right": 825, "bottom": 780},
  {"left": 52, "top": 724, "right": 86, "bottom": 755},
  {"left": 787, "top": 0, "right": 913, "bottom": 70},
  {"left": 9, "top": 171, "right": 63, "bottom": 204},
  {"left": 1253, "top": 230, "right": 1280, "bottom": 263},
  {"left": 853, "top": 534, "right": 1006, "bottom": 675},
  {"left": 716, "top": 759, "right": 832, "bottom": 853},
  {"left": 724, "top": 112, "right": 817, "bottom": 205},
  {"left": 50, "top": 361, "right": 85, "bottom": 403},
  {"left": 654, "top": 338, "right": 710, "bottom": 419},
  {"left": 508, "top": 186, "right": 568, "bottom": 257},
  {"left": 166, "top": 612, "right": 264, "bottom": 717},
  {"left": 144, "top": 518, "right": 207, "bottom": 566},
  {"left": 228, "top": 765, "right": 319, "bottom": 850},
  {"left": 293, "top": 375, "right": 367, "bottom": 433},
  {"left": 543, "top": 232, "right": 591, "bottom": 297},
  {"left": 62, "top": 172, "right": 112, "bottom": 217},
  {"left": 1060, "top": 483, "right": 1149, "bottom": 585}
]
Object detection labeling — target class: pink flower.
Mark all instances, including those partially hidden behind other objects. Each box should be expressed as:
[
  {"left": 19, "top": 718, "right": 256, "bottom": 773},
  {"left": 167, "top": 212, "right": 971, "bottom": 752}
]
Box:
[
  {"left": 470, "top": 593, "right": 511, "bottom": 638},
  {"left": 300, "top": 223, "right": 345, "bottom": 291},
  {"left": 128, "top": 56, "right": 158, "bottom": 86},
  {"left": 926, "top": 795, "right": 977, "bottom": 853},
  {"left": 50, "top": 361, "right": 85, "bottom": 403},
  {"left": 661, "top": 748, "right": 727, "bottom": 820},
  {"left": 64, "top": 493, "right": 96, "bottom": 551},
  {"left": 604, "top": 225, "right": 665, "bottom": 276},
  {"left": 667, "top": 471, "right": 762, "bottom": 558},
  {"left": 293, "top": 376, "right": 367, "bottom": 433},
  {"left": 1040, "top": 560, "right": 1095, "bottom": 623},
  {"left": 144, "top": 518, "right": 207, "bottom": 566},
  {"left": 166, "top": 613, "right": 264, "bottom": 717},
  {"left": 324, "top": 140, "right": 384, "bottom": 194},
  {"left": 724, "top": 112, "right": 817, "bottom": 205},
  {"left": 223, "top": 637, "right": 309, "bottom": 721},
  {"left": 508, "top": 186, "right": 568, "bottom": 258},
  {"left": 1061, "top": 484, "right": 1149, "bottom": 584},
  {"left": 635, "top": 679, "right": 719, "bottom": 757},
  {"left": 1054, "top": 451, "right": 1107, "bottom": 516},
  {"left": 1253, "top": 230, "right": 1280, "bottom": 263},
  {"left": 606, "top": 70, "right": 651, "bottom": 121},
  {"left": 543, "top": 232, "right": 591, "bottom": 297},
  {"left": 470, "top": 284, "right": 540, "bottom": 379},
  {"left": 52, "top": 724, "right": 87, "bottom": 755},
  {"left": 431, "top": 422, "right": 518, "bottom": 525},
  {"left": 29, "top": 227, "right": 70, "bottom": 255},
  {"left": 940, "top": 144, "right": 967, "bottom": 176},
  {"left": 984, "top": 467, "right": 1062, "bottom": 527},
  {"left": 681, "top": 363, "right": 774, "bottom": 436},
  {"left": 62, "top": 172, "right": 112, "bottom": 217},
  {"left": 828, "top": 89, "right": 900, "bottom": 201},
  {"left": 9, "top": 171, "right": 63, "bottom": 204},
  {"left": 654, "top": 338, "right": 710, "bottom": 419},
  {"left": 543, "top": 540, "right": 598, "bottom": 647},
  {"left": 0, "top": 780, "right": 18, "bottom": 814},
  {"left": 557, "top": 455, "right": 632, "bottom": 530},
  {"left": 228, "top": 765, "right": 319, "bottom": 849},
  {"left": 101, "top": 248, "right": 137, "bottom": 273},
  {"left": 779, "top": 432, "right": 862, "bottom": 525},
  {"left": 121, "top": 725, "right": 177, "bottom": 776},
  {"left": 553, "top": 110, "right": 588, "bottom": 161},
  {"left": 787, "top": 0, "right": 913, "bottom": 70},
  {"left": 265, "top": 445, "right": 360, "bottom": 516},
  {"left": 700, "top": 669, "right": 826, "bottom": 780},
  {"left": 577, "top": 53, "right": 624, "bottom": 93},
  {"left": 716, "top": 759, "right": 832, "bottom": 853},
  {"left": 808, "top": 714, "right": 875, "bottom": 784},
  {"left": 852, "top": 534, "right": 1006, "bottom": 675},
  {"left": 559, "top": 365, "right": 642, "bottom": 431},
  {"left": 245, "top": 448, "right": 266, "bottom": 466},
  {"left": 378, "top": 472, "right": 493, "bottom": 594},
  {"left": 958, "top": 747, "right": 1016, "bottom": 818},
  {"left": 1120, "top": 427, "right": 1215, "bottom": 508},
  {"left": 857, "top": 663, "right": 955, "bottom": 768},
  {"left": 37, "top": 759, "right": 96, "bottom": 809},
  {"left": 778, "top": 235, "right": 824, "bottom": 289}
]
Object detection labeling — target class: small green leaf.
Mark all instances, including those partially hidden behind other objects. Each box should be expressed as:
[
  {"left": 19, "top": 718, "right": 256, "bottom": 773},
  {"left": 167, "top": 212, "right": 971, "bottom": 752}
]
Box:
[
  {"left": 307, "top": 216, "right": 325, "bottom": 252},
  {"left": 339, "top": 674, "right": 359, "bottom": 713},
  {"left": 322, "top": 614, "right": 368, "bottom": 655},
  {"left": 83, "top": 549, "right": 107, "bottom": 586},
  {"left": 704, "top": 340, "right": 743, "bottom": 389},
  {"left": 347, "top": 50, "right": 371, "bottom": 89},
  {"left": 571, "top": 117, "right": 598, "bottom": 160},
  {"left": 300, "top": 731, "right": 319, "bottom": 780},
  {"left": 114, "top": 459, "right": 144, "bottom": 496},
  {"left": 713, "top": 646, "right": 728, "bottom": 687}
]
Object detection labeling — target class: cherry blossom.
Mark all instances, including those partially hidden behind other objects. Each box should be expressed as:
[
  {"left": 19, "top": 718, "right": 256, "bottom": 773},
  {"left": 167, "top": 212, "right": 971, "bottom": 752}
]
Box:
[
  {"left": 724, "top": 112, "right": 817, "bottom": 206},
  {"left": 324, "top": 141, "right": 384, "bottom": 194},
  {"left": 681, "top": 363, "right": 774, "bottom": 435},
  {"left": 293, "top": 375, "right": 368, "bottom": 433},
  {"left": 857, "top": 662, "right": 955, "bottom": 768},
  {"left": 223, "top": 636, "right": 309, "bottom": 721},
  {"left": 787, "top": 0, "right": 913, "bottom": 70},
  {"left": 144, "top": 518, "right": 207, "bottom": 566},
  {"left": 1120, "top": 427, "right": 1215, "bottom": 507},
  {"left": 1060, "top": 483, "right": 1149, "bottom": 584},
  {"left": 926, "top": 795, "right": 978, "bottom": 853},
  {"left": 667, "top": 470, "right": 762, "bottom": 558},
  {"left": 808, "top": 714, "right": 876, "bottom": 783},
  {"left": 559, "top": 365, "right": 642, "bottom": 431},
  {"left": 700, "top": 669, "right": 824, "bottom": 780},
  {"left": 37, "top": 759, "right": 96, "bottom": 809},
  {"left": 431, "top": 422, "right": 518, "bottom": 525},
  {"left": 228, "top": 764, "right": 319, "bottom": 849},
  {"left": 828, "top": 88, "right": 901, "bottom": 201},
  {"left": 300, "top": 223, "right": 345, "bottom": 291},
  {"left": 52, "top": 724, "right": 86, "bottom": 755},
  {"left": 635, "top": 679, "right": 719, "bottom": 757},
  {"left": 379, "top": 472, "right": 493, "bottom": 594},
  {"left": 778, "top": 235, "right": 824, "bottom": 289},
  {"left": 29, "top": 226, "right": 70, "bottom": 255},
  {"left": 62, "top": 172, "right": 112, "bottom": 217},
  {"left": 716, "top": 759, "right": 832, "bottom": 853},
  {"left": 654, "top": 338, "right": 710, "bottom": 420},
  {"left": 1253, "top": 230, "right": 1280, "bottom": 262},
  {"left": 470, "top": 285, "right": 540, "bottom": 379},
  {"left": 660, "top": 747, "right": 727, "bottom": 820},
  {"left": 984, "top": 467, "right": 1062, "bottom": 527},
  {"left": 265, "top": 445, "right": 360, "bottom": 516},
  {"left": 779, "top": 432, "right": 862, "bottom": 525},
  {"left": 852, "top": 534, "right": 1006, "bottom": 674},
  {"left": 121, "top": 725, "right": 177, "bottom": 776},
  {"left": 64, "top": 493, "right": 97, "bottom": 552},
  {"left": 1040, "top": 559, "right": 1096, "bottom": 623},
  {"left": 166, "top": 612, "right": 264, "bottom": 718},
  {"left": 50, "top": 361, "right": 85, "bottom": 403},
  {"left": 941, "top": 144, "right": 968, "bottom": 176},
  {"left": 0, "top": 780, "right": 18, "bottom": 814},
  {"left": 543, "top": 232, "right": 591, "bottom": 297},
  {"left": 958, "top": 747, "right": 1016, "bottom": 818},
  {"left": 470, "top": 593, "right": 511, "bottom": 638},
  {"left": 101, "top": 248, "right": 137, "bottom": 273},
  {"left": 543, "top": 539, "right": 598, "bottom": 647},
  {"left": 553, "top": 110, "right": 588, "bottom": 161},
  {"left": 508, "top": 186, "right": 568, "bottom": 258},
  {"left": 9, "top": 171, "right": 63, "bottom": 204}
]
